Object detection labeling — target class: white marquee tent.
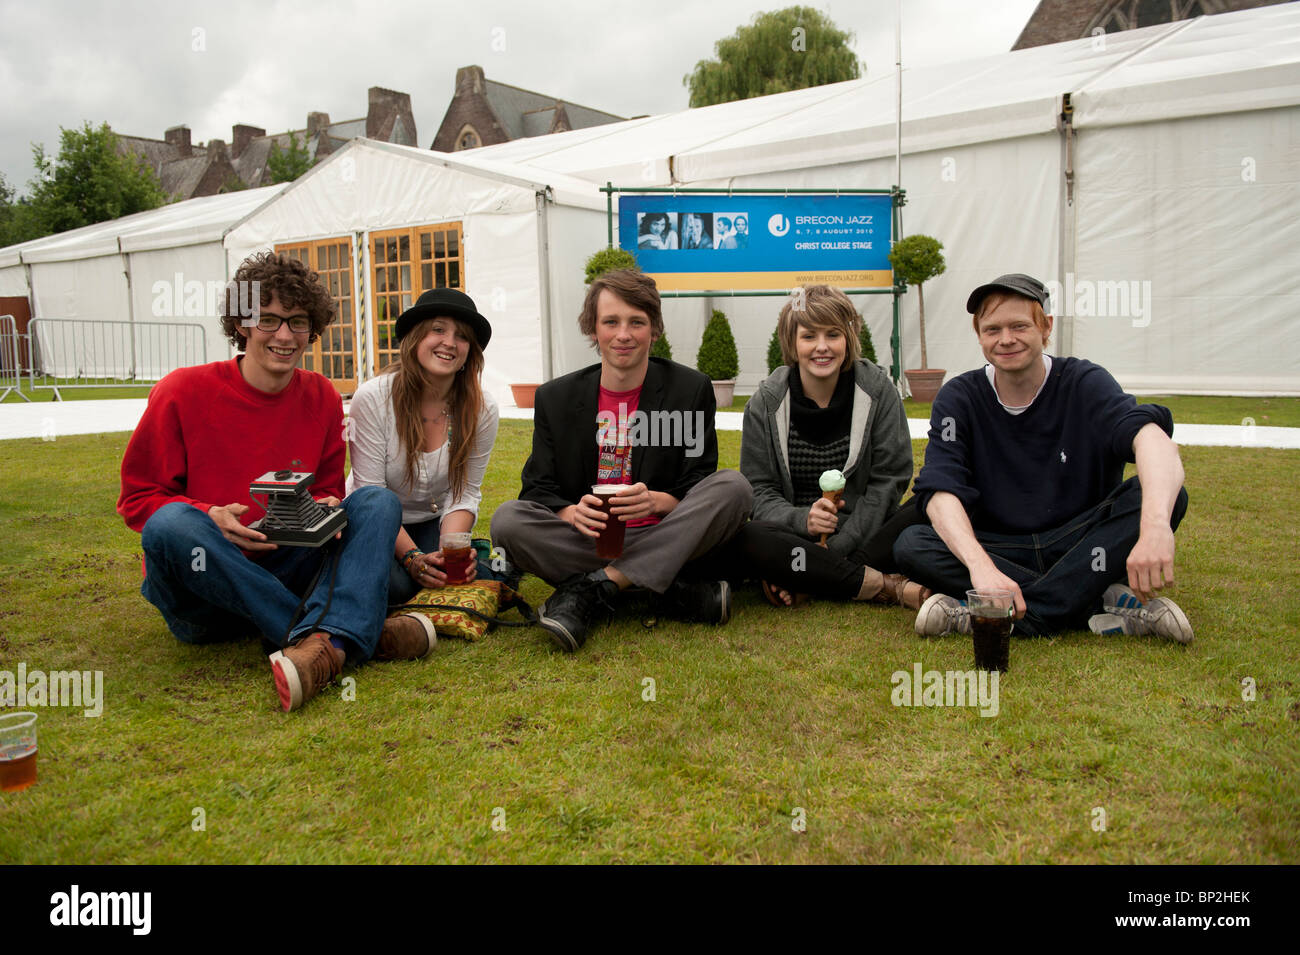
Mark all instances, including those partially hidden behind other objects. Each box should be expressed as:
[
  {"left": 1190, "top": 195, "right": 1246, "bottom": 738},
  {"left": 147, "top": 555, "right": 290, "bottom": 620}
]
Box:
[
  {"left": 2, "top": 2, "right": 1297, "bottom": 396},
  {"left": 465, "top": 1, "right": 1300, "bottom": 395},
  {"left": 0, "top": 142, "right": 609, "bottom": 402}
]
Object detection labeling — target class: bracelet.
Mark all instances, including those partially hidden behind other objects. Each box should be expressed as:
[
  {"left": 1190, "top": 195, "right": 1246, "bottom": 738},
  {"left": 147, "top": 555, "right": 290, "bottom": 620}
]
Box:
[{"left": 401, "top": 548, "right": 423, "bottom": 568}]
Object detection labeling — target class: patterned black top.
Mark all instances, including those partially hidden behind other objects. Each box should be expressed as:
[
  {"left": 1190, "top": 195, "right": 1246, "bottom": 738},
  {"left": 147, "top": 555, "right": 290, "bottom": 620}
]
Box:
[{"left": 787, "top": 371, "right": 853, "bottom": 507}]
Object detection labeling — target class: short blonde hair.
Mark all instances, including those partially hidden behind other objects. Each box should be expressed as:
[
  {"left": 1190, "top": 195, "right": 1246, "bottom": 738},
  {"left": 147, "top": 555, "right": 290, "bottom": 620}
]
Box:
[{"left": 777, "top": 285, "right": 861, "bottom": 370}]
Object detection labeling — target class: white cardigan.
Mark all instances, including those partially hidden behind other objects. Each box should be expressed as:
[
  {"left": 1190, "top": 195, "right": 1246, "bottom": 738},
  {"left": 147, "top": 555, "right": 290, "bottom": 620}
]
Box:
[{"left": 345, "top": 372, "right": 499, "bottom": 526}]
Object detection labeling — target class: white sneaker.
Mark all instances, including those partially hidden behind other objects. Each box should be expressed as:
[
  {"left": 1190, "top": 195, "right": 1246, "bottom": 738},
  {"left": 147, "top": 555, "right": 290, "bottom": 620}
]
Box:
[
  {"left": 1091, "top": 585, "right": 1193, "bottom": 645},
  {"left": 914, "top": 594, "right": 970, "bottom": 637}
]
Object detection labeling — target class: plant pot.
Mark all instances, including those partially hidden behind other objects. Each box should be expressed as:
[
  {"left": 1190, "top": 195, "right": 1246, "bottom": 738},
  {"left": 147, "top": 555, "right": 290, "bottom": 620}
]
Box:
[
  {"left": 711, "top": 379, "right": 736, "bottom": 409},
  {"left": 904, "top": 368, "right": 946, "bottom": 403},
  {"left": 509, "top": 383, "right": 541, "bottom": 409}
]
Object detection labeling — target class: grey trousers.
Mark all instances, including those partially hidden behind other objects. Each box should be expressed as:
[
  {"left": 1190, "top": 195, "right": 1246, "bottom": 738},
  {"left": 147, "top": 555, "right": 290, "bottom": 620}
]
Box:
[{"left": 490, "top": 470, "right": 753, "bottom": 593}]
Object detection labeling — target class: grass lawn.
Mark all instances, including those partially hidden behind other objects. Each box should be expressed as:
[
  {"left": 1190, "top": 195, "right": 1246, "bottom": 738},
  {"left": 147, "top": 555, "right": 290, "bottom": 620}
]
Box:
[
  {"left": 0, "top": 422, "right": 1297, "bottom": 863},
  {"left": 720, "top": 392, "right": 1300, "bottom": 427}
]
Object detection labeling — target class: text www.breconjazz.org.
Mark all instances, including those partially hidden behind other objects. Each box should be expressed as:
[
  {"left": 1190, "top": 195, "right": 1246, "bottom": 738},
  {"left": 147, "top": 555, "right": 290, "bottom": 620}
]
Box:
[{"left": 1114, "top": 914, "right": 1250, "bottom": 928}]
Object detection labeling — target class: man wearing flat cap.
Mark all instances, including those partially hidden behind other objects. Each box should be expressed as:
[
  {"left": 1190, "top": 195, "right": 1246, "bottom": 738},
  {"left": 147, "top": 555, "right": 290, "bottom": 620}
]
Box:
[{"left": 894, "top": 273, "right": 1193, "bottom": 642}]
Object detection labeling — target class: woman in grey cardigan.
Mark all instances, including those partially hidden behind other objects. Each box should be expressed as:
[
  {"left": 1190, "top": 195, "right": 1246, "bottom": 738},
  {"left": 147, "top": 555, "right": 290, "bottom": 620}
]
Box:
[{"left": 735, "top": 285, "right": 930, "bottom": 608}]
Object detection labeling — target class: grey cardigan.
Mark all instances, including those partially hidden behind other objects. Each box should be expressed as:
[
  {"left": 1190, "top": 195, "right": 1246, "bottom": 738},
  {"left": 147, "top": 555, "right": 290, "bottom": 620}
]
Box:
[{"left": 739, "top": 361, "right": 914, "bottom": 559}]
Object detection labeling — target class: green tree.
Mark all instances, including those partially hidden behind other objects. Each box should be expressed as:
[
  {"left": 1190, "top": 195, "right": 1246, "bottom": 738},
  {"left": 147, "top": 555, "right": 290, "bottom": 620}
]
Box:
[
  {"left": 888, "top": 234, "right": 946, "bottom": 370},
  {"left": 684, "top": 6, "right": 862, "bottom": 108},
  {"left": 12, "top": 122, "right": 166, "bottom": 242},
  {"left": 697, "top": 309, "right": 739, "bottom": 381},
  {"left": 266, "top": 133, "right": 314, "bottom": 184}
]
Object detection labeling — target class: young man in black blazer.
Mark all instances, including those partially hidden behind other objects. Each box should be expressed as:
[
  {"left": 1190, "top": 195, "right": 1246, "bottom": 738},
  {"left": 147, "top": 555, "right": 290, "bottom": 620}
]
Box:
[{"left": 491, "top": 270, "right": 752, "bottom": 651}]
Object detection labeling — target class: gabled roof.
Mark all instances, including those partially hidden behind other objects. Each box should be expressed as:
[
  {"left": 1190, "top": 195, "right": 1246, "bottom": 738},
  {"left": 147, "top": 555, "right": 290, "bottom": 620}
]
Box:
[{"left": 482, "top": 77, "right": 624, "bottom": 140}]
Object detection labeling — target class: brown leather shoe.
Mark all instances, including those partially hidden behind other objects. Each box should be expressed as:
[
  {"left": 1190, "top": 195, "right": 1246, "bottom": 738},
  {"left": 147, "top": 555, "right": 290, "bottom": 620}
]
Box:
[
  {"left": 870, "top": 574, "right": 934, "bottom": 611},
  {"left": 374, "top": 613, "right": 436, "bottom": 662},
  {"left": 270, "top": 633, "right": 345, "bottom": 712}
]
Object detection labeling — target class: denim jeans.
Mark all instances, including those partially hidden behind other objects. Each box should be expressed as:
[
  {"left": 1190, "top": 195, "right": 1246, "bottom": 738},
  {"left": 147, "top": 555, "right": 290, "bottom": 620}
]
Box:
[
  {"left": 893, "top": 477, "right": 1189, "bottom": 636},
  {"left": 140, "top": 485, "right": 401, "bottom": 660},
  {"left": 386, "top": 518, "right": 493, "bottom": 605}
]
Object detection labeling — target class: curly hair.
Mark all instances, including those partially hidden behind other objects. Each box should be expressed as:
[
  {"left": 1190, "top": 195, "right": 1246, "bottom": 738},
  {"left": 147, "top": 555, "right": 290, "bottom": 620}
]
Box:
[
  {"left": 219, "top": 251, "right": 335, "bottom": 351},
  {"left": 777, "top": 285, "right": 862, "bottom": 371},
  {"left": 578, "top": 269, "right": 663, "bottom": 343}
]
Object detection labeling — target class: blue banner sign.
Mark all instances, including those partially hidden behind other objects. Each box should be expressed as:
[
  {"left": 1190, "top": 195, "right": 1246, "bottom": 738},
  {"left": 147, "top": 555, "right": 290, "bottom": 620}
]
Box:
[{"left": 619, "top": 194, "right": 893, "bottom": 291}]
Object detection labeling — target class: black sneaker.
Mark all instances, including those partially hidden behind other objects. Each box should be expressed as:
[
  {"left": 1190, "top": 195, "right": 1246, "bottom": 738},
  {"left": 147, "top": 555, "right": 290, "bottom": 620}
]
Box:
[
  {"left": 657, "top": 578, "right": 731, "bottom": 625},
  {"left": 538, "top": 572, "right": 619, "bottom": 652}
]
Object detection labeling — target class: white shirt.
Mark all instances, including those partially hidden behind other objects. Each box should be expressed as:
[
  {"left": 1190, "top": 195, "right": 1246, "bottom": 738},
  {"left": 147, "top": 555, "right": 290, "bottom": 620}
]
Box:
[
  {"left": 985, "top": 355, "right": 1053, "bottom": 416},
  {"left": 345, "top": 372, "right": 500, "bottom": 525}
]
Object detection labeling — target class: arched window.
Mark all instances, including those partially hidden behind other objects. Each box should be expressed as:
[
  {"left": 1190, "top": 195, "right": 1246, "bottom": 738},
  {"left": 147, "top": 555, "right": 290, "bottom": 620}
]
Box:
[{"left": 456, "top": 126, "right": 480, "bottom": 150}]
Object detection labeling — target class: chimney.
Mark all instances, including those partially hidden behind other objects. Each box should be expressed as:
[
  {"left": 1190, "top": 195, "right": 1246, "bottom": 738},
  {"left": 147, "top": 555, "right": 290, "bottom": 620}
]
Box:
[
  {"left": 307, "top": 112, "right": 331, "bottom": 138},
  {"left": 232, "top": 124, "right": 265, "bottom": 158},
  {"left": 455, "top": 66, "right": 485, "bottom": 95},
  {"left": 367, "top": 86, "right": 414, "bottom": 140},
  {"left": 206, "top": 138, "right": 229, "bottom": 160},
  {"left": 164, "top": 125, "right": 192, "bottom": 157}
]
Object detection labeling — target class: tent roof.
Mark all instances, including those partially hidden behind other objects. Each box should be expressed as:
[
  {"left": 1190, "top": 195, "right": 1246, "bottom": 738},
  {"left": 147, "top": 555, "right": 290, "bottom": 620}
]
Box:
[
  {"left": 0, "top": 184, "right": 288, "bottom": 266},
  {"left": 466, "top": 3, "right": 1300, "bottom": 184},
  {"left": 0, "top": 137, "right": 608, "bottom": 268}
]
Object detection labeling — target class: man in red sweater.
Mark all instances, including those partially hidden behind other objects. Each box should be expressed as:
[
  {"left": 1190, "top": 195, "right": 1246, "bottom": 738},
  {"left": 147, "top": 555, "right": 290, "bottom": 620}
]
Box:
[{"left": 118, "top": 252, "right": 429, "bottom": 712}]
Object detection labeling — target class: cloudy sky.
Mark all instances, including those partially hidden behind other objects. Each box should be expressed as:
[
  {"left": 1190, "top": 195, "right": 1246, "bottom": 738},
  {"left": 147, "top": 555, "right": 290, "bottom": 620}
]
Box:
[{"left": 0, "top": 0, "right": 1040, "bottom": 191}]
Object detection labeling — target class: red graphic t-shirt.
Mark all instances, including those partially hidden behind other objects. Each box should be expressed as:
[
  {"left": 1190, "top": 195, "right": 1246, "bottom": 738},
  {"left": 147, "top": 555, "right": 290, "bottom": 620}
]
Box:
[{"left": 596, "top": 384, "right": 659, "bottom": 527}]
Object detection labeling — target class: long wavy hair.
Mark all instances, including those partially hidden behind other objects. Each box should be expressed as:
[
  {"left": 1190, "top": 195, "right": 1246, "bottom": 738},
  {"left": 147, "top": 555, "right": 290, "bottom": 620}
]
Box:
[{"left": 388, "top": 317, "right": 485, "bottom": 500}]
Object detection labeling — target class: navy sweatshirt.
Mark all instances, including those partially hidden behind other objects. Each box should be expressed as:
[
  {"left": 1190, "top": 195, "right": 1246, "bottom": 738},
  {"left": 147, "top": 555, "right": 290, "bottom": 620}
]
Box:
[{"left": 912, "top": 357, "right": 1173, "bottom": 534}]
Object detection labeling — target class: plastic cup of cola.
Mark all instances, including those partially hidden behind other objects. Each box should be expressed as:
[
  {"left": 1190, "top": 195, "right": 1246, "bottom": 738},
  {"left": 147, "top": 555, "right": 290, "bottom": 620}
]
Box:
[
  {"left": 967, "top": 589, "right": 1014, "bottom": 672},
  {"left": 439, "top": 531, "right": 475, "bottom": 586},
  {"left": 0, "top": 711, "right": 38, "bottom": 793},
  {"left": 591, "top": 484, "right": 627, "bottom": 559}
]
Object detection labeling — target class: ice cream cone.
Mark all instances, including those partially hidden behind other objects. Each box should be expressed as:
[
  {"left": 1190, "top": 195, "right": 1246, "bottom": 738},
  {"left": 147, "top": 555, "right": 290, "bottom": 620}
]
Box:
[{"left": 819, "top": 490, "right": 842, "bottom": 546}]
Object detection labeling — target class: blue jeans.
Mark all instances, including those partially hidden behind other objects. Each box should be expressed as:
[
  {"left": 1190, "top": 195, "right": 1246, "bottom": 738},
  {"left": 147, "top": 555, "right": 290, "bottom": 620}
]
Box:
[
  {"left": 140, "top": 486, "right": 401, "bottom": 660},
  {"left": 388, "top": 518, "right": 495, "bottom": 605},
  {"left": 893, "top": 477, "right": 1189, "bottom": 636}
]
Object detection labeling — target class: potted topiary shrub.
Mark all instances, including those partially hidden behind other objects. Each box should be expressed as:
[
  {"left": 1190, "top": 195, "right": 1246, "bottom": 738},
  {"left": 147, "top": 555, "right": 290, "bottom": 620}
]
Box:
[
  {"left": 858, "top": 315, "right": 879, "bottom": 366},
  {"left": 767, "top": 326, "right": 783, "bottom": 374},
  {"left": 650, "top": 332, "right": 673, "bottom": 360},
  {"left": 697, "top": 308, "right": 739, "bottom": 408},
  {"left": 888, "top": 234, "right": 947, "bottom": 402},
  {"left": 584, "top": 247, "right": 638, "bottom": 285}
]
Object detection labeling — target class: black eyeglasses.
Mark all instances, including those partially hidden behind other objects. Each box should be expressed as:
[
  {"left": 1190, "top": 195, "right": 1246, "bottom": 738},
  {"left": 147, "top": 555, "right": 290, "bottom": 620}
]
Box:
[{"left": 251, "top": 314, "right": 312, "bottom": 334}]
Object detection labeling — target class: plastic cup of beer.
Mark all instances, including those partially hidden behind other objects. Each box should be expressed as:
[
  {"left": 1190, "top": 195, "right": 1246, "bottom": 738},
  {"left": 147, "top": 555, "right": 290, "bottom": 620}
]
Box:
[
  {"left": 967, "top": 589, "right": 1014, "bottom": 672},
  {"left": 0, "top": 711, "right": 38, "bottom": 793},
  {"left": 439, "top": 531, "right": 475, "bottom": 586},
  {"left": 591, "top": 484, "right": 627, "bottom": 559}
]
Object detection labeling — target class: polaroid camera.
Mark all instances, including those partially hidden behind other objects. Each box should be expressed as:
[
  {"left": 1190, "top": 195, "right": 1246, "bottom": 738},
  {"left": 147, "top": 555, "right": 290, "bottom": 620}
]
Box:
[{"left": 248, "top": 470, "right": 347, "bottom": 547}]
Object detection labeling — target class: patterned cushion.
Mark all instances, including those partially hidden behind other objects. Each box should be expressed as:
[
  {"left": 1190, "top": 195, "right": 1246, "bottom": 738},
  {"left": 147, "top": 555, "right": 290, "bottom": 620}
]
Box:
[{"left": 397, "top": 580, "right": 502, "bottom": 641}]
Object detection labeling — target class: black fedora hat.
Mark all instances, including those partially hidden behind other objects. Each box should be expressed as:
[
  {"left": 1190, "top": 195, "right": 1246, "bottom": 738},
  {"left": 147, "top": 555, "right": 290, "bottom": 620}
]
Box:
[
  {"left": 966, "top": 273, "right": 1050, "bottom": 314},
  {"left": 394, "top": 288, "right": 491, "bottom": 349}
]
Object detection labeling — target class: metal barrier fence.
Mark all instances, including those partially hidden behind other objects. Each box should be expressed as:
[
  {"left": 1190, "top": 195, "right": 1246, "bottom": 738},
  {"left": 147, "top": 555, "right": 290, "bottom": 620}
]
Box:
[
  {"left": 0, "top": 314, "right": 30, "bottom": 402},
  {"left": 27, "top": 318, "right": 207, "bottom": 399}
]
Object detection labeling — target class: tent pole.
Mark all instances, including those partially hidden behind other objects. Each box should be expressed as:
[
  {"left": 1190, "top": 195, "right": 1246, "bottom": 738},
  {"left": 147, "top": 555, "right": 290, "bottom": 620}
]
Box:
[{"left": 536, "top": 190, "right": 555, "bottom": 382}]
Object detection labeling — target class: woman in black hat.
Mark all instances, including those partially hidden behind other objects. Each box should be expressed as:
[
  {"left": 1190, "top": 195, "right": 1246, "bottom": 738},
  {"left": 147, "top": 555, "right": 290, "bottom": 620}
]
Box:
[{"left": 346, "top": 288, "right": 498, "bottom": 602}]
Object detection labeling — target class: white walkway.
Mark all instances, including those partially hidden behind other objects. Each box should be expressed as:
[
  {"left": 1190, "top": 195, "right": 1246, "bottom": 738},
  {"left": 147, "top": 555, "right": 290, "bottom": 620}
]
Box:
[{"left": 3, "top": 399, "right": 1299, "bottom": 449}]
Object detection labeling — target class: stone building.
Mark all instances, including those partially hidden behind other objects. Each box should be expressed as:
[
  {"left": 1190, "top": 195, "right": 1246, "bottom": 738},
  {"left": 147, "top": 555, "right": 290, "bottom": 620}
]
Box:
[
  {"left": 116, "top": 87, "right": 417, "bottom": 200},
  {"left": 1012, "top": 0, "right": 1288, "bottom": 48},
  {"left": 431, "top": 65, "right": 625, "bottom": 152}
]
